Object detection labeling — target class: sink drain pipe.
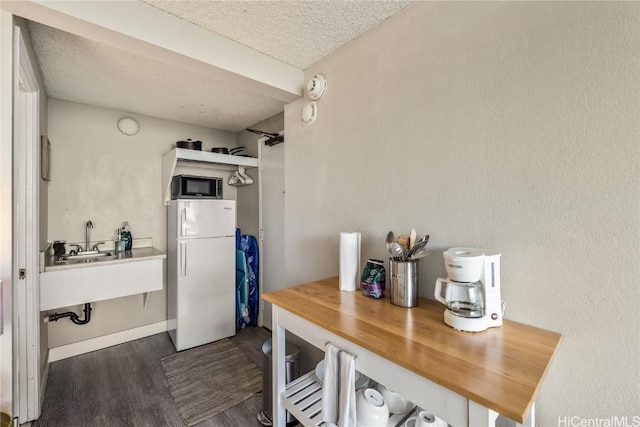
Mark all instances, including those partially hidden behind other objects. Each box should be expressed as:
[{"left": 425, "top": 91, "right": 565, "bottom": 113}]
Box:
[{"left": 49, "top": 303, "right": 92, "bottom": 325}]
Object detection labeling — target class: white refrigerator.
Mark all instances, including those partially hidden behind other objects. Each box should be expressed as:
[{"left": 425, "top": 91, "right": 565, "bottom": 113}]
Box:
[{"left": 167, "top": 199, "right": 236, "bottom": 351}]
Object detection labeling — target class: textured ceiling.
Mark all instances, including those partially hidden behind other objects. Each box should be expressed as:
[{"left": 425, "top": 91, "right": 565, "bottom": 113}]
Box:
[
  {"left": 28, "top": 21, "right": 287, "bottom": 132},
  {"left": 142, "top": 1, "right": 412, "bottom": 70},
  {"left": 26, "top": 1, "right": 411, "bottom": 132}
]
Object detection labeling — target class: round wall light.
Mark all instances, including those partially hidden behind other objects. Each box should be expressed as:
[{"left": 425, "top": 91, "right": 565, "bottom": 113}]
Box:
[{"left": 117, "top": 117, "right": 140, "bottom": 136}]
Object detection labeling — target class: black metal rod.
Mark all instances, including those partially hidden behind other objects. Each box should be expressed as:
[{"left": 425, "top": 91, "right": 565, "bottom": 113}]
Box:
[{"left": 246, "top": 128, "right": 280, "bottom": 138}]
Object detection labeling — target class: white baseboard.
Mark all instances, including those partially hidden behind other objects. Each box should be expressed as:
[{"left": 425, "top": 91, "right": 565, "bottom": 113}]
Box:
[{"left": 48, "top": 320, "right": 168, "bottom": 363}]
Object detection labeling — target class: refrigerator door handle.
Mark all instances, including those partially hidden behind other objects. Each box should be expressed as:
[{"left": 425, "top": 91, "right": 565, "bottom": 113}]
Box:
[
  {"left": 180, "top": 208, "right": 187, "bottom": 237},
  {"left": 181, "top": 242, "right": 187, "bottom": 276}
]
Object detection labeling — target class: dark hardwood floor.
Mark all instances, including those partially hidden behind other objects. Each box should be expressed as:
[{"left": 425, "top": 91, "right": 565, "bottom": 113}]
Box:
[{"left": 34, "top": 326, "right": 272, "bottom": 427}]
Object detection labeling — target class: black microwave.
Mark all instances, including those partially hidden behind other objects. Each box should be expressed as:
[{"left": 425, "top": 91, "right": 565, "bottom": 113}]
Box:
[{"left": 171, "top": 175, "right": 223, "bottom": 199}]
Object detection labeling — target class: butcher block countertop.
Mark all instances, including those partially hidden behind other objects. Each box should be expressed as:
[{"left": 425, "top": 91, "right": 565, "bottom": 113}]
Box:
[{"left": 263, "top": 277, "right": 561, "bottom": 424}]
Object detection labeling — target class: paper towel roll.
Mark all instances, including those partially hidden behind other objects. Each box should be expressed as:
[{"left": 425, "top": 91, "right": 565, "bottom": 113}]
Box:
[{"left": 339, "top": 232, "right": 361, "bottom": 292}]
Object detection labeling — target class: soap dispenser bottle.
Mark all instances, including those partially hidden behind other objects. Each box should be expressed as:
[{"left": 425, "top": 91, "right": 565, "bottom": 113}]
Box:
[{"left": 121, "top": 221, "right": 133, "bottom": 251}]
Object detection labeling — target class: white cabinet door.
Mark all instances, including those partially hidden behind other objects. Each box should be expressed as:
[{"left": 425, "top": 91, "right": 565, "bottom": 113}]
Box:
[{"left": 175, "top": 236, "right": 235, "bottom": 350}]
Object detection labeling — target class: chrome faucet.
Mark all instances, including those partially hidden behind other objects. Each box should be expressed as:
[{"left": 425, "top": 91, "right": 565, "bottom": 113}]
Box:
[{"left": 86, "top": 220, "right": 93, "bottom": 252}]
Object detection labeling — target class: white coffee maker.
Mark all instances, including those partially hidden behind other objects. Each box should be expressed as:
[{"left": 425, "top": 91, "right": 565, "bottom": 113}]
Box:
[{"left": 434, "top": 248, "right": 503, "bottom": 332}]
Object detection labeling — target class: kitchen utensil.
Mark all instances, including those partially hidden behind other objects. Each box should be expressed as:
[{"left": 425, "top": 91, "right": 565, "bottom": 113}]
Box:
[
  {"left": 412, "top": 234, "right": 429, "bottom": 248},
  {"left": 433, "top": 248, "right": 503, "bottom": 332},
  {"left": 385, "top": 231, "right": 395, "bottom": 257},
  {"left": 409, "top": 248, "right": 430, "bottom": 260},
  {"left": 386, "top": 231, "right": 394, "bottom": 246},
  {"left": 356, "top": 388, "right": 389, "bottom": 427},
  {"left": 389, "top": 241, "right": 406, "bottom": 259},
  {"left": 407, "top": 238, "right": 429, "bottom": 258},
  {"left": 409, "top": 228, "right": 417, "bottom": 250},
  {"left": 176, "top": 139, "right": 202, "bottom": 150},
  {"left": 212, "top": 146, "right": 245, "bottom": 155},
  {"left": 396, "top": 235, "right": 410, "bottom": 251}
]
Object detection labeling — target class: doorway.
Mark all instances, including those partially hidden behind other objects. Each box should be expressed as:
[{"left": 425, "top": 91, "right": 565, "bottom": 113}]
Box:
[
  {"left": 258, "top": 135, "right": 284, "bottom": 330},
  {"left": 12, "top": 25, "right": 42, "bottom": 424}
]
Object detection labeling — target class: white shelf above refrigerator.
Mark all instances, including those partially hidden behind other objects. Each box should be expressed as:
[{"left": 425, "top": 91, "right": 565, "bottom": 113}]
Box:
[{"left": 162, "top": 148, "right": 258, "bottom": 205}]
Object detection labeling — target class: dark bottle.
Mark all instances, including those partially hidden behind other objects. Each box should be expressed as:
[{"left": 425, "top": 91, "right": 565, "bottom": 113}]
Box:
[{"left": 121, "top": 221, "right": 133, "bottom": 251}]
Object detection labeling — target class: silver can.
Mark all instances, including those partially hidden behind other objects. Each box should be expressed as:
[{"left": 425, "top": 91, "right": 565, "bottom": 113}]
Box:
[{"left": 389, "top": 258, "right": 419, "bottom": 307}]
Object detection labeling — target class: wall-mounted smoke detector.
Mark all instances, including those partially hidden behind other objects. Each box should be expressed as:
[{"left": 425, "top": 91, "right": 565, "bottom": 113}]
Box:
[
  {"left": 117, "top": 117, "right": 139, "bottom": 136},
  {"left": 301, "top": 101, "right": 317, "bottom": 126},
  {"left": 306, "top": 74, "right": 327, "bottom": 100}
]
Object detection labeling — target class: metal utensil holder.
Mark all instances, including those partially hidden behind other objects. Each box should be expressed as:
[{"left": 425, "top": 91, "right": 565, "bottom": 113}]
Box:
[{"left": 389, "top": 258, "right": 419, "bottom": 307}]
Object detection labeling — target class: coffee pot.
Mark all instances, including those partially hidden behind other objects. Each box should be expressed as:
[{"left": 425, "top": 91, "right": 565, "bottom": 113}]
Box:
[
  {"left": 434, "top": 248, "right": 503, "bottom": 332},
  {"left": 435, "top": 279, "right": 484, "bottom": 318}
]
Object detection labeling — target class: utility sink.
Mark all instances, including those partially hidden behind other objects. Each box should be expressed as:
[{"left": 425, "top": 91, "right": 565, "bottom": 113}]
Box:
[
  {"left": 61, "top": 250, "right": 114, "bottom": 260},
  {"left": 41, "top": 247, "right": 166, "bottom": 311},
  {"left": 57, "top": 250, "right": 116, "bottom": 265}
]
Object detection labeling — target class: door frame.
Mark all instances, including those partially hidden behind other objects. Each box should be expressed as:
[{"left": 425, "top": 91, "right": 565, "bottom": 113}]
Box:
[
  {"left": 13, "top": 25, "right": 42, "bottom": 423},
  {"left": 257, "top": 132, "right": 284, "bottom": 329}
]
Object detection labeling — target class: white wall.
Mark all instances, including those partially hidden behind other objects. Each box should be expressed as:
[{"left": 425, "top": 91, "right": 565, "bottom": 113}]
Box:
[
  {"left": 284, "top": 2, "right": 639, "bottom": 425},
  {"left": 46, "top": 99, "right": 238, "bottom": 347}
]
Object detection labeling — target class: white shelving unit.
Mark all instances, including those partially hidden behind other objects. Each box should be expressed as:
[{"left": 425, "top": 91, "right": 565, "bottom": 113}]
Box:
[
  {"left": 265, "top": 279, "right": 560, "bottom": 427},
  {"left": 271, "top": 307, "right": 534, "bottom": 427},
  {"left": 282, "top": 371, "right": 324, "bottom": 426},
  {"left": 282, "top": 371, "right": 420, "bottom": 427},
  {"left": 161, "top": 148, "right": 259, "bottom": 205}
]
